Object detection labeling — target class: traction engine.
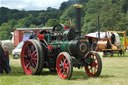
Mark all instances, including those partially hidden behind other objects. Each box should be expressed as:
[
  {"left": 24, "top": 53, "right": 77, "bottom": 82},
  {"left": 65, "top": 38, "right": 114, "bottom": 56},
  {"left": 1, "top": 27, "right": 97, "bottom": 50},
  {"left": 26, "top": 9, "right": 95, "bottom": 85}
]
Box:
[{"left": 21, "top": 4, "right": 102, "bottom": 79}]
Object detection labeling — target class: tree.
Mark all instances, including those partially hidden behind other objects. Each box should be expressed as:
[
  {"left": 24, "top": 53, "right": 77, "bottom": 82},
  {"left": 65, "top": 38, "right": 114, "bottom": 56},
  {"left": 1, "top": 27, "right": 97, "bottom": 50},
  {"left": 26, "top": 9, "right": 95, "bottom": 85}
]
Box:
[
  {"left": 60, "top": 6, "right": 75, "bottom": 25},
  {"left": 45, "top": 19, "right": 59, "bottom": 27},
  {"left": 0, "top": 31, "right": 9, "bottom": 40},
  {"left": 0, "top": 7, "right": 9, "bottom": 25},
  {"left": 59, "top": 2, "right": 69, "bottom": 10},
  {"left": 121, "top": 0, "right": 128, "bottom": 13}
]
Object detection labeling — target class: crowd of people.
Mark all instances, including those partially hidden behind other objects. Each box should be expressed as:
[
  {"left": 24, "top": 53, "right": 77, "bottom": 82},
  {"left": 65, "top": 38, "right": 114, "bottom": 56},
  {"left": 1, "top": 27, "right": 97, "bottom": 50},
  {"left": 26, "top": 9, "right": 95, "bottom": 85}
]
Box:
[{"left": 0, "top": 41, "right": 11, "bottom": 74}]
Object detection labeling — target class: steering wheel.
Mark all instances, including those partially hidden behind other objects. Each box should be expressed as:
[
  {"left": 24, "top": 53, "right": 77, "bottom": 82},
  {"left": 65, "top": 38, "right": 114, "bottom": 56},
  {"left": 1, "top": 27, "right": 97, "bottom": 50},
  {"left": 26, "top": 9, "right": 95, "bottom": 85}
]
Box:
[
  {"left": 52, "top": 24, "right": 64, "bottom": 33},
  {"left": 52, "top": 24, "right": 64, "bottom": 39}
]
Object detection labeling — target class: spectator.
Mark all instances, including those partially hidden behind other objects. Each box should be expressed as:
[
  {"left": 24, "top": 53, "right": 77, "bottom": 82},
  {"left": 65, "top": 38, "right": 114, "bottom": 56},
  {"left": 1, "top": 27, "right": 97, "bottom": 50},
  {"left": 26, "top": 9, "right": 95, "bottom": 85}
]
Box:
[
  {"left": 111, "top": 32, "right": 115, "bottom": 44},
  {"left": 0, "top": 41, "right": 9, "bottom": 74},
  {"left": 4, "top": 46, "right": 11, "bottom": 72}
]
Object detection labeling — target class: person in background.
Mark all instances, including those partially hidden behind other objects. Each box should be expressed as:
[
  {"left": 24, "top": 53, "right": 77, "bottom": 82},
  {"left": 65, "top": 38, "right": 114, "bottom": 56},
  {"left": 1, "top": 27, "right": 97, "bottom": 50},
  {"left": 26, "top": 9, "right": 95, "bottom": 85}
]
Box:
[
  {"left": 0, "top": 41, "right": 9, "bottom": 73},
  {"left": 4, "top": 46, "right": 11, "bottom": 72},
  {"left": 111, "top": 32, "right": 115, "bottom": 44}
]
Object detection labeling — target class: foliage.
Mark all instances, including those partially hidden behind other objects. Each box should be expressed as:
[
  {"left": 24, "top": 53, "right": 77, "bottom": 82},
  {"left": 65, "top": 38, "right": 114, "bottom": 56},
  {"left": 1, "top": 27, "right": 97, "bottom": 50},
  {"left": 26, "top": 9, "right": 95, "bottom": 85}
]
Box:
[
  {"left": 45, "top": 19, "right": 59, "bottom": 27},
  {"left": 60, "top": 6, "right": 75, "bottom": 25},
  {"left": 82, "top": 0, "right": 128, "bottom": 34},
  {"left": 0, "top": 0, "right": 128, "bottom": 40}
]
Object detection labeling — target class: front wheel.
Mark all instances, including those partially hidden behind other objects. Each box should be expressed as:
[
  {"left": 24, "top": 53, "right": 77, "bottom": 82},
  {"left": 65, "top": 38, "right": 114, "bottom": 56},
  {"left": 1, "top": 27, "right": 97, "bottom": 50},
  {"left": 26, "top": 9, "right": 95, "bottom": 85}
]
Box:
[
  {"left": 85, "top": 51, "right": 102, "bottom": 77},
  {"left": 56, "top": 52, "right": 73, "bottom": 79}
]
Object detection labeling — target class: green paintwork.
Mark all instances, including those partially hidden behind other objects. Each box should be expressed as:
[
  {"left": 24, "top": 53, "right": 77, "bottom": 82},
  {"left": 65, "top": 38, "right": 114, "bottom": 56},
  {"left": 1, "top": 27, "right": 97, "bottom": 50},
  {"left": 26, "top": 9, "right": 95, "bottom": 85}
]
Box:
[
  {"left": 44, "top": 34, "right": 51, "bottom": 43},
  {"left": 60, "top": 41, "right": 70, "bottom": 52},
  {"left": 51, "top": 40, "right": 71, "bottom": 53}
]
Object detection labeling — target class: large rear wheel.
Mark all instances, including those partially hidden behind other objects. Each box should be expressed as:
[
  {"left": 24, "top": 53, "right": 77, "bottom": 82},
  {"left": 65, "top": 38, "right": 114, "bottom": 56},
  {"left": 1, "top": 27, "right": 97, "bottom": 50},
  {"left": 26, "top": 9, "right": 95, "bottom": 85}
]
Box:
[
  {"left": 21, "top": 40, "right": 44, "bottom": 75},
  {"left": 56, "top": 52, "right": 73, "bottom": 79},
  {"left": 85, "top": 51, "right": 102, "bottom": 77}
]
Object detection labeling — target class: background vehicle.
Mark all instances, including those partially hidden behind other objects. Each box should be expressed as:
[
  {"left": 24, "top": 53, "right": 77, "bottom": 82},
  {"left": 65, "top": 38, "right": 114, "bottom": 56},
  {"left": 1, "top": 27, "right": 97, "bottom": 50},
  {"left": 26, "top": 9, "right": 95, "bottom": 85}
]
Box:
[
  {"left": 85, "top": 31, "right": 128, "bottom": 56},
  {"left": 12, "top": 42, "right": 24, "bottom": 59}
]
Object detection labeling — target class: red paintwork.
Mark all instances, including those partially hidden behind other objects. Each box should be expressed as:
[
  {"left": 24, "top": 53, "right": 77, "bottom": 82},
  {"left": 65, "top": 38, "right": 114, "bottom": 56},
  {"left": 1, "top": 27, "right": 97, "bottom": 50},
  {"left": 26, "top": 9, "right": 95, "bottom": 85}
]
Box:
[
  {"left": 48, "top": 45, "right": 52, "bottom": 51},
  {"left": 13, "top": 28, "right": 52, "bottom": 47},
  {"left": 85, "top": 52, "right": 100, "bottom": 76},
  {"left": 38, "top": 34, "right": 44, "bottom": 40},
  {"left": 21, "top": 41, "right": 38, "bottom": 75},
  {"left": 56, "top": 54, "right": 70, "bottom": 79},
  {"left": 14, "top": 30, "right": 40, "bottom": 47},
  {"left": 14, "top": 30, "right": 24, "bottom": 47},
  {"left": 64, "top": 26, "right": 68, "bottom": 30}
]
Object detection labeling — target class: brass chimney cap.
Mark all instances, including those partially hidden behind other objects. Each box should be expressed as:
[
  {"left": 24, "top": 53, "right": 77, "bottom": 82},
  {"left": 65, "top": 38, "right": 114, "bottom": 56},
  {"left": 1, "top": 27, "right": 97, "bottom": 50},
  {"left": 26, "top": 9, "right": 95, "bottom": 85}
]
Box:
[{"left": 74, "top": 4, "right": 83, "bottom": 8}]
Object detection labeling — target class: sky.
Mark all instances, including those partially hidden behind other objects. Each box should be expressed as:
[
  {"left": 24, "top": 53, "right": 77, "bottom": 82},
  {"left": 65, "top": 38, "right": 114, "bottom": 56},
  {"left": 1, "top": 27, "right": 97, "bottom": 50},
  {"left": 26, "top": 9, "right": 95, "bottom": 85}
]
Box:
[{"left": 0, "top": 0, "right": 69, "bottom": 10}]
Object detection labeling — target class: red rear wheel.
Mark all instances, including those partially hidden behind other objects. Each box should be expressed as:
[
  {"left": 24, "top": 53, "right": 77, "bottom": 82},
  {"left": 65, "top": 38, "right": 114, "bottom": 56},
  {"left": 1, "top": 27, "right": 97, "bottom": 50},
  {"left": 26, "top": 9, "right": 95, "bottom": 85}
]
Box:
[
  {"left": 21, "top": 40, "right": 43, "bottom": 75},
  {"left": 56, "top": 52, "right": 73, "bottom": 79},
  {"left": 85, "top": 51, "right": 102, "bottom": 77}
]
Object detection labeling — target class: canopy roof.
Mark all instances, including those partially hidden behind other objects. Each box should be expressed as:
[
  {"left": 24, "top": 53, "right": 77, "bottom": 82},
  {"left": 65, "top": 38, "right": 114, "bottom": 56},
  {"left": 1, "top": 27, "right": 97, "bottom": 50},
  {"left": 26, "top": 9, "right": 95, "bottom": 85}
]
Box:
[{"left": 85, "top": 32, "right": 119, "bottom": 39}]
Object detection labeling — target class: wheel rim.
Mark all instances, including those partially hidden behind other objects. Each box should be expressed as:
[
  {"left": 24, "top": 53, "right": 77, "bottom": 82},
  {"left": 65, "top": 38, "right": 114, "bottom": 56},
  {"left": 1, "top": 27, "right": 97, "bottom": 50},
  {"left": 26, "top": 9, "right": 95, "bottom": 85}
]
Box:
[
  {"left": 56, "top": 54, "right": 70, "bottom": 79},
  {"left": 21, "top": 41, "right": 38, "bottom": 75},
  {"left": 85, "top": 52, "right": 100, "bottom": 76}
]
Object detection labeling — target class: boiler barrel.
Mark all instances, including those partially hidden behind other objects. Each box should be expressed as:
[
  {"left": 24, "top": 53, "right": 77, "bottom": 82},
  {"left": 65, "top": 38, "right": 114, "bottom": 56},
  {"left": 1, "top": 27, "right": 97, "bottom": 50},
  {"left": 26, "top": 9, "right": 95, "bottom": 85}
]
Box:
[{"left": 59, "top": 40, "right": 88, "bottom": 59}]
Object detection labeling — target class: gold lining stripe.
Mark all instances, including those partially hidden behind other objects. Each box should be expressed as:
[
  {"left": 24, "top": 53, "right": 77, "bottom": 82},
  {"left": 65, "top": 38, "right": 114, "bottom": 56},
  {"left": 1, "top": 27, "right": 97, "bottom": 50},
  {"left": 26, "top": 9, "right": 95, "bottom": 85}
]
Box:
[{"left": 80, "top": 40, "right": 85, "bottom": 42}]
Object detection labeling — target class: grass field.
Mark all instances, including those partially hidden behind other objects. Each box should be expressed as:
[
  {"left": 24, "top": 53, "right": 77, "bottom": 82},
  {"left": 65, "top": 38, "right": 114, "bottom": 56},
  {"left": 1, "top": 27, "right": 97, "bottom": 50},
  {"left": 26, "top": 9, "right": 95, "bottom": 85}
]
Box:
[{"left": 0, "top": 53, "right": 128, "bottom": 85}]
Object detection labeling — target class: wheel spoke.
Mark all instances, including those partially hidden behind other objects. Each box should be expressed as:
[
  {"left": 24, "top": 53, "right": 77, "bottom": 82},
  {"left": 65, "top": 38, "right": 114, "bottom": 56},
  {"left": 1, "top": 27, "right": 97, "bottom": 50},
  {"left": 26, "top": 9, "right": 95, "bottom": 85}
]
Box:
[
  {"left": 31, "top": 50, "right": 37, "bottom": 60},
  {"left": 64, "top": 63, "right": 69, "bottom": 69},
  {"left": 31, "top": 62, "right": 36, "bottom": 68},
  {"left": 63, "top": 57, "right": 69, "bottom": 72},
  {"left": 27, "top": 45, "right": 31, "bottom": 52},
  {"left": 25, "top": 62, "right": 30, "bottom": 69},
  {"left": 32, "top": 57, "right": 37, "bottom": 61},
  {"left": 63, "top": 57, "right": 66, "bottom": 63},
  {"left": 32, "top": 50, "right": 37, "bottom": 57},
  {"left": 33, "top": 60, "right": 37, "bottom": 64}
]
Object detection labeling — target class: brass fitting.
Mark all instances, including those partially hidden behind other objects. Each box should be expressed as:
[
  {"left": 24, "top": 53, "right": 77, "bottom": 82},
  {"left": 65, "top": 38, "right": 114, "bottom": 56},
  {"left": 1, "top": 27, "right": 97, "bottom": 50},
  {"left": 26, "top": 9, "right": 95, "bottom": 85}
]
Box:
[{"left": 74, "top": 4, "right": 83, "bottom": 8}]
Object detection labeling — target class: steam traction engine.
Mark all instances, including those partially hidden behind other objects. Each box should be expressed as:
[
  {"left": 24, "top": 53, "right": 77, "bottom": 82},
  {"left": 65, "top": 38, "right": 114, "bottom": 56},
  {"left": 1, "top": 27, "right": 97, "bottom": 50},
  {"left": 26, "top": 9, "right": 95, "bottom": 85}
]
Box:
[{"left": 21, "top": 4, "right": 102, "bottom": 79}]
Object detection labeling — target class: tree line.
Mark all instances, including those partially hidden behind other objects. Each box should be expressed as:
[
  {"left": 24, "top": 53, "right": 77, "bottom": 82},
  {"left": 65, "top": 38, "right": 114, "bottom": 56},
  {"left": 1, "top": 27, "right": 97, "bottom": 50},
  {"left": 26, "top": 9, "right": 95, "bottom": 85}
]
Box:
[{"left": 0, "top": 0, "right": 128, "bottom": 40}]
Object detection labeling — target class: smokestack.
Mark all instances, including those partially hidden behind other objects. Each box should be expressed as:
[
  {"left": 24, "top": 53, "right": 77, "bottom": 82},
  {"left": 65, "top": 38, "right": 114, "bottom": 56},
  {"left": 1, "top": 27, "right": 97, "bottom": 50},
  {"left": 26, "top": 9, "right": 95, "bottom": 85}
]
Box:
[
  {"left": 74, "top": 4, "right": 83, "bottom": 37},
  {"left": 97, "top": 15, "right": 100, "bottom": 40}
]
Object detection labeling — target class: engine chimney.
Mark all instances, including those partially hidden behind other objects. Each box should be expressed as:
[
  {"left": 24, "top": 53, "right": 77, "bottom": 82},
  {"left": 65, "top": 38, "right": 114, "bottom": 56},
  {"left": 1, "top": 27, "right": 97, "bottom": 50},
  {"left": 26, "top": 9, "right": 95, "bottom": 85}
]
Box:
[{"left": 74, "top": 4, "right": 83, "bottom": 37}]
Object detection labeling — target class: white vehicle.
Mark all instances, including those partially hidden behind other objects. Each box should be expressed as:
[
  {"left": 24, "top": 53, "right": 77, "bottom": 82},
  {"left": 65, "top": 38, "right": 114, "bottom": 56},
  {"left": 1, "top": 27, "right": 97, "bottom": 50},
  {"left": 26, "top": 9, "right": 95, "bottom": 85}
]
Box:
[{"left": 12, "top": 42, "right": 24, "bottom": 59}]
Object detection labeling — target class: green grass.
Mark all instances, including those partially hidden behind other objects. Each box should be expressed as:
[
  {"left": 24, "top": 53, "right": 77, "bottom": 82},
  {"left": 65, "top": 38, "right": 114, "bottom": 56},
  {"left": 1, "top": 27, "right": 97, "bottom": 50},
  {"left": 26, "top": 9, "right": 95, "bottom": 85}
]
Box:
[{"left": 1, "top": 53, "right": 128, "bottom": 85}]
